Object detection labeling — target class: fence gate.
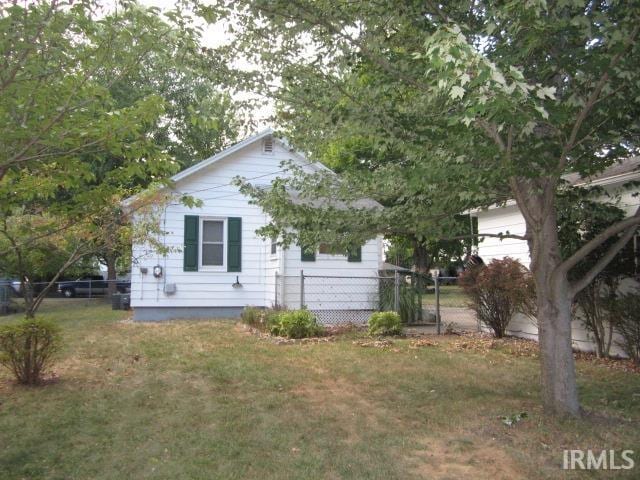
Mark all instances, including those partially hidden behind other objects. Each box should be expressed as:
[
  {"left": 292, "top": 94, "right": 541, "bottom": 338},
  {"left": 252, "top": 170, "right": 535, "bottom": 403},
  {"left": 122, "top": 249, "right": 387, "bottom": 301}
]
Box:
[{"left": 274, "top": 271, "right": 479, "bottom": 332}]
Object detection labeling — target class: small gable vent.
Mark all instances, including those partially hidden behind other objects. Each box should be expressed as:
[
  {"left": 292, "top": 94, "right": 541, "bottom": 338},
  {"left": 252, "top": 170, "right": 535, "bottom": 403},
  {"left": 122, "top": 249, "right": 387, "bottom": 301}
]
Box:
[{"left": 262, "top": 137, "right": 274, "bottom": 154}]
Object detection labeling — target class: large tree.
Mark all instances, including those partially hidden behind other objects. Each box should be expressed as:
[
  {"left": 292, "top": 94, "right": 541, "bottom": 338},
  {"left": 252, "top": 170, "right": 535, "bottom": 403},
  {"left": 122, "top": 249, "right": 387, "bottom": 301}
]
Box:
[
  {"left": 0, "top": 0, "right": 240, "bottom": 315},
  {"left": 211, "top": 0, "right": 640, "bottom": 415}
]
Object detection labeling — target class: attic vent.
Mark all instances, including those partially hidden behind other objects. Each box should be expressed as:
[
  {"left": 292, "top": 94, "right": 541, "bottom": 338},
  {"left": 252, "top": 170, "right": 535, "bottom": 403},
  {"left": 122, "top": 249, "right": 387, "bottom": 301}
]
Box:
[{"left": 262, "top": 137, "right": 274, "bottom": 154}]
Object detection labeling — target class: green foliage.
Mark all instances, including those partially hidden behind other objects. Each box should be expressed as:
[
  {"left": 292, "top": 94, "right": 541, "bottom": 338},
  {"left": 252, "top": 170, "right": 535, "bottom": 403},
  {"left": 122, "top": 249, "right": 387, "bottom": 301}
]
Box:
[
  {"left": 269, "top": 309, "right": 323, "bottom": 339},
  {"left": 610, "top": 290, "right": 640, "bottom": 364},
  {"left": 0, "top": 0, "right": 242, "bottom": 316},
  {"left": 240, "top": 306, "right": 262, "bottom": 327},
  {"left": 0, "top": 318, "right": 61, "bottom": 385},
  {"left": 557, "top": 190, "right": 636, "bottom": 357},
  {"left": 205, "top": 0, "right": 640, "bottom": 412},
  {"left": 459, "top": 258, "right": 536, "bottom": 338},
  {"left": 379, "top": 279, "right": 421, "bottom": 324},
  {"left": 368, "top": 311, "right": 402, "bottom": 336}
]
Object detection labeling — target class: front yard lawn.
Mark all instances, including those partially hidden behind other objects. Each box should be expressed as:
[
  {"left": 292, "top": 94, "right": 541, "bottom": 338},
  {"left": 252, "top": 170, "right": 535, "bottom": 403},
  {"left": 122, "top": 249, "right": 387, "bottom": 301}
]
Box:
[{"left": 1, "top": 301, "right": 639, "bottom": 479}]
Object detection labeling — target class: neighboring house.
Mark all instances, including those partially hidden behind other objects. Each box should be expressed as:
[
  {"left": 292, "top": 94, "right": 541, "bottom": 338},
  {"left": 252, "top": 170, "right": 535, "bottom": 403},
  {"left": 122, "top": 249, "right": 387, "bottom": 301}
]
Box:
[
  {"left": 130, "top": 129, "right": 384, "bottom": 322},
  {"left": 473, "top": 158, "right": 640, "bottom": 355}
]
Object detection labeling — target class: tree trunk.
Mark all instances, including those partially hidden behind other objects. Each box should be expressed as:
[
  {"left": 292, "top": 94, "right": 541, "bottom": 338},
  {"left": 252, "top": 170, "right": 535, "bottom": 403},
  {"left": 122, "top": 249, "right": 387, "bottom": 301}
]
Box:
[
  {"left": 22, "top": 276, "right": 35, "bottom": 319},
  {"left": 106, "top": 255, "right": 118, "bottom": 297},
  {"left": 527, "top": 201, "right": 581, "bottom": 416}
]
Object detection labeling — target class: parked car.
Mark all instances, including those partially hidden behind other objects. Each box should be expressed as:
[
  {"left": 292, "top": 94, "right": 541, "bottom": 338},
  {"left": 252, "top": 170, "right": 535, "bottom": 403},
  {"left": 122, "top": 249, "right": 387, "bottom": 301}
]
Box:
[
  {"left": 9, "top": 278, "right": 52, "bottom": 296},
  {"left": 57, "top": 276, "right": 130, "bottom": 298}
]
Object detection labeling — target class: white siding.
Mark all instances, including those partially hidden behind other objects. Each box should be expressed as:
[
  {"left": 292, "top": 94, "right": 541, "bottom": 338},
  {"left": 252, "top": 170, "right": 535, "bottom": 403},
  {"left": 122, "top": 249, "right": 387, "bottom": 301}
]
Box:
[
  {"left": 131, "top": 140, "right": 315, "bottom": 309},
  {"left": 475, "top": 205, "right": 530, "bottom": 265},
  {"left": 279, "top": 238, "right": 382, "bottom": 311},
  {"left": 474, "top": 179, "right": 639, "bottom": 356},
  {"left": 130, "top": 137, "right": 384, "bottom": 315},
  {"left": 475, "top": 184, "right": 639, "bottom": 268}
]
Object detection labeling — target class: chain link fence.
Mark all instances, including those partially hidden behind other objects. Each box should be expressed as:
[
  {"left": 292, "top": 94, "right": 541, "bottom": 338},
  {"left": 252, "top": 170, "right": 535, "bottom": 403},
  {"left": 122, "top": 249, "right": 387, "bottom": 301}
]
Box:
[
  {"left": 1, "top": 279, "right": 130, "bottom": 299},
  {"left": 422, "top": 276, "right": 480, "bottom": 333},
  {"left": 275, "top": 271, "right": 478, "bottom": 331}
]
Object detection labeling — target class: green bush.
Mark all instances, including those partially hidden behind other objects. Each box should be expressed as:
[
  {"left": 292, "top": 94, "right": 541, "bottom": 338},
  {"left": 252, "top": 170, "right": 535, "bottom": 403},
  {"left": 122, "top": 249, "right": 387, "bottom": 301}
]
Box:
[
  {"left": 241, "top": 306, "right": 262, "bottom": 327},
  {"left": 0, "top": 318, "right": 62, "bottom": 385},
  {"left": 368, "top": 311, "right": 402, "bottom": 336},
  {"left": 379, "top": 279, "right": 421, "bottom": 324},
  {"left": 610, "top": 289, "right": 640, "bottom": 364},
  {"left": 269, "top": 309, "right": 323, "bottom": 338}
]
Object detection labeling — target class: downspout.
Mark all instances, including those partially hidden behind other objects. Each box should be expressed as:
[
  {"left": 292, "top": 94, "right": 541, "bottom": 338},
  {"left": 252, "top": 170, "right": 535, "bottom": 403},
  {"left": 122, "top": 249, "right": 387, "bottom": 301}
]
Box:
[{"left": 281, "top": 242, "right": 286, "bottom": 308}]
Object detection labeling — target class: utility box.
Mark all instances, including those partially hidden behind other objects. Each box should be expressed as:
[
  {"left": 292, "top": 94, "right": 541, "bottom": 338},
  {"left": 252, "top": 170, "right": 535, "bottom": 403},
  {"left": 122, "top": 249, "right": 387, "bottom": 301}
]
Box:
[{"left": 112, "top": 293, "right": 131, "bottom": 311}]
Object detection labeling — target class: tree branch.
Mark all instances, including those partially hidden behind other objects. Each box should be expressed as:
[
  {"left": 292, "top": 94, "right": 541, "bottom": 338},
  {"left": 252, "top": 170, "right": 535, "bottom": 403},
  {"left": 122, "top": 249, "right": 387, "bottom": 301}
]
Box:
[
  {"left": 568, "top": 219, "right": 639, "bottom": 298},
  {"left": 558, "top": 25, "right": 639, "bottom": 172},
  {"left": 560, "top": 205, "right": 640, "bottom": 278},
  {"left": 438, "top": 232, "right": 530, "bottom": 242}
]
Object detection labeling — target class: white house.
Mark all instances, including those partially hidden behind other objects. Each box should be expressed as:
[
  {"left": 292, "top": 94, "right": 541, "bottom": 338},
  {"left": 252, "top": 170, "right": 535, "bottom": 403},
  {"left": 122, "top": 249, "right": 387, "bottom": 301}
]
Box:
[
  {"left": 130, "top": 129, "right": 384, "bottom": 322},
  {"left": 474, "top": 158, "right": 640, "bottom": 354}
]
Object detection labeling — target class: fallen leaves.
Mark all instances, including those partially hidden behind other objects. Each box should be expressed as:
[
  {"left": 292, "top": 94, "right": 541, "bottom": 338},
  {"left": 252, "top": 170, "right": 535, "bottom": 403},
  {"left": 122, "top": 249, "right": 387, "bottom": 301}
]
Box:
[
  {"left": 353, "top": 339, "right": 394, "bottom": 348},
  {"left": 409, "top": 339, "right": 437, "bottom": 349},
  {"left": 442, "top": 333, "right": 539, "bottom": 357}
]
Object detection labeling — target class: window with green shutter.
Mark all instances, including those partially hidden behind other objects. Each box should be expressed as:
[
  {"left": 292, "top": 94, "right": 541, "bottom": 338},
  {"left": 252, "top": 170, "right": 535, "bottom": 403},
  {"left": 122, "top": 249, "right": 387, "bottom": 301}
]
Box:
[
  {"left": 227, "top": 217, "right": 242, "bottom": 272},
  {"left": 183, "top": 215, "right": 199, "bottom": 271},
  {"left": 347, "top": 246, "right": 362, "bottom": 262},
  {"left": 300, "top": 245, "right": 316, "bottom": 262}
]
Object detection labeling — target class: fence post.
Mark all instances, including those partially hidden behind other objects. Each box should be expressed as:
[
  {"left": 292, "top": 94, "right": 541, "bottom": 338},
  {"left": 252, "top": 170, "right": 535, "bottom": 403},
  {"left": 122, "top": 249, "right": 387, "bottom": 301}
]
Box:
[
  {"left": 88, "top": 279, "right": 92, "bottom": 299},
  {"left": 300, "top": 269, "right": 305, "bottom": 309},
  {"left": 435, "top": 275, "right": 441, "bottom": 335},
  {"left": 394, "top": 271, "right": 400, "bottom": 313}
]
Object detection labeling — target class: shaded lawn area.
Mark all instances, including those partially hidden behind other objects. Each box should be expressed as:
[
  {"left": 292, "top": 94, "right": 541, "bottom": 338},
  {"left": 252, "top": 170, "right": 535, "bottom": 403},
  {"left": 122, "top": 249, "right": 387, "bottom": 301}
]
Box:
[
  {"left": 422, "top": 284, "right": 470, "bottom": 308},
  {"left": 0, "top": 301, "right": 639, "bottom": 479}
]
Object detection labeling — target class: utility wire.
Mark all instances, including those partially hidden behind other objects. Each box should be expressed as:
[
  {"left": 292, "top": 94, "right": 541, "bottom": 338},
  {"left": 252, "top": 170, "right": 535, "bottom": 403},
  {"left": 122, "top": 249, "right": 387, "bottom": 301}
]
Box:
[{"left": 174, "top": 161, "right": 315, "bottom": 196}]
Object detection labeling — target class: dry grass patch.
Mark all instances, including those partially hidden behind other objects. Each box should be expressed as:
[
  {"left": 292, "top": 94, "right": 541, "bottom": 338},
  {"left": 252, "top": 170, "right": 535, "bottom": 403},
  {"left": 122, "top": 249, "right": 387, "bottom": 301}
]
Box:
[{"left": 0, "top": 303, "right": 639, "bottom": 479}]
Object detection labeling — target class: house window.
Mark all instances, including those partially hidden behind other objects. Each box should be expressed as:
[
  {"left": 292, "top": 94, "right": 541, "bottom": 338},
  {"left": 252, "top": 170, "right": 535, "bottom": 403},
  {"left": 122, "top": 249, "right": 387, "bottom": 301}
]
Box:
[
  {"left": 318, "top": 243, "right": 346, "bottom": 255},
  {"left": 201, "top": 219, "right": 225, "bottom": 268},
  {"left": 270, "top": 236, "right": 277, "bottom": 255}
]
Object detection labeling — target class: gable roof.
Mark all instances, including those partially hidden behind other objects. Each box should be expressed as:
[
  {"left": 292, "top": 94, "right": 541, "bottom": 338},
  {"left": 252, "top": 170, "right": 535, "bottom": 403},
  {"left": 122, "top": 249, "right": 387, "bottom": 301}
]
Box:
[
  {"left": 473, "top": 156, "right": 640, "bottom": 215},
  {"left": 170, "top": 128, "right": 333, "bottom": 185},
  {"left": 124, "top": 129, "right": 381, "bottom": 209},
  {"left": 172, "top": 128, "right": 269, "bottom": 183},
  {"left": 564, "top": 156, "right": 640, "bottom": 186}
]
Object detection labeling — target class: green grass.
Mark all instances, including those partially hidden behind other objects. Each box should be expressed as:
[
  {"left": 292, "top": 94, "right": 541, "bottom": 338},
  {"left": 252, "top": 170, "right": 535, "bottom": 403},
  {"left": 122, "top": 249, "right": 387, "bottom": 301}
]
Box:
[
  {"left": 1, "top": 300, "right": 639, "bottom": 479},
  {"left": 423, "top": 285, "right": 470, "bottom": 308}
]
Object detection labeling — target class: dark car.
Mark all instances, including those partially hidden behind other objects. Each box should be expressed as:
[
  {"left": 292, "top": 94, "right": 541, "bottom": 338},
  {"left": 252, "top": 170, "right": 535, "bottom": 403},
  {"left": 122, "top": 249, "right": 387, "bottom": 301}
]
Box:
[
  {"left": 9, "top": 278, "right": 52, "bottom": 296},
  {"left": 57, "top": 276, "right": 130, "bottom": 298}
]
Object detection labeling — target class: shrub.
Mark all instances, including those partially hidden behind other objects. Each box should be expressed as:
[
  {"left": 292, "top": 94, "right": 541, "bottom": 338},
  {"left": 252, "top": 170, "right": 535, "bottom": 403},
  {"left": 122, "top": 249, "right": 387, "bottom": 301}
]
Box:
[
  {"left": 575, "top": 280, "right": 618, "bottom": 358},
  {"left": 379, "top": 280, "right": 421, "bottom": 324},
  {"left": 610, "top": 289, "right": 640, "bottom": 363},
  {"left": 0, "top": 318, "right": 62, "bottom": 385},
  {"left": 459, "top": 258, "right": 536, "bottom": 338},
  {"left": 241, "top": 306, "right": 262, "bottom": 327},
  {"left": 269, "top": 309, "right": 323, "bottom": 338},
  {"left": 368, "top": 311, "right": 402, "bottom": 336}
]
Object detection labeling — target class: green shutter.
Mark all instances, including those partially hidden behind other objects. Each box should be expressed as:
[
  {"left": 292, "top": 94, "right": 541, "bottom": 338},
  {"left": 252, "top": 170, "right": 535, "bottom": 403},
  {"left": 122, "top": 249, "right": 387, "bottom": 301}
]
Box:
[
  {"left": 300, "top": 245, "right": 316, "bottom": 262},
  {"left": 184, "top": 215, "right": 199, "bottom": 271},
  {"left": 347, "top": 246, "right": 362, "bottom": 262},
  {"left": 227, "top": 217, "right": 242, "bottom": 272}
]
